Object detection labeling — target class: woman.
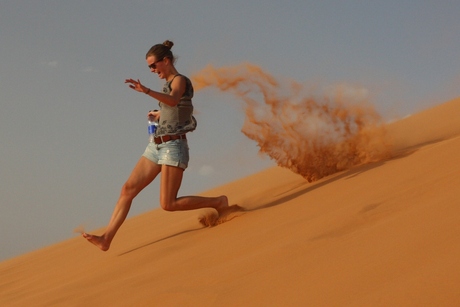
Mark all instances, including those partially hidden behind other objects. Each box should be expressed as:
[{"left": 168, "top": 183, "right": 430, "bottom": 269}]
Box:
[{"left": 83, "top": 40, "right": 236, "bottom": 251}]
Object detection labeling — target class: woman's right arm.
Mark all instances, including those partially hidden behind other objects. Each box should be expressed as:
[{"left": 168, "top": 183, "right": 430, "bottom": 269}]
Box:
[{"left": 125, "top": 77, "right": 185, "bottom": 107}]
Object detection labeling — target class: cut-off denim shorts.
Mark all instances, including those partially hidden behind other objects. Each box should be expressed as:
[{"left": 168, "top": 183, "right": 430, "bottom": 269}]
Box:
[{"left": 142, "top": 139, "right": 190, "bottom": 170}]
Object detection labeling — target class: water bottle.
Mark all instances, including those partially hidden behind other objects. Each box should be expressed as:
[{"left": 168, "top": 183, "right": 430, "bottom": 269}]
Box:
[{"left": 148, "top": 117, "right": 158, "bottom": 143}]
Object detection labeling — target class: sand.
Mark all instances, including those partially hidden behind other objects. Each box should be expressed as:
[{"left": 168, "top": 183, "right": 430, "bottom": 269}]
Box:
[{"left": 1, "top": 98, "right": 460, "bottom": 306}]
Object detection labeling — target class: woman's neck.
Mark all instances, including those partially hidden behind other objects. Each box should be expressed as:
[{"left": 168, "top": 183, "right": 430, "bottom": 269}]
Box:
[{"left": 165, "top": 67, "right": 179, "bottom": 82}]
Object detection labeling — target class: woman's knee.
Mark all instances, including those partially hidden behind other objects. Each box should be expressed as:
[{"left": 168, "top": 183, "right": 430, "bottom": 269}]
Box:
[
  {"left": 160, "top": 198, "right": 177, "bottom": 211},
  {"left": 120, "top": 182, "right": 139, "bottom": 199}
]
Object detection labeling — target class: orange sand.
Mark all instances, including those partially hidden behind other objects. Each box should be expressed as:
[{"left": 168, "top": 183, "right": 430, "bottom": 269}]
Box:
[{"left": 1, "top": 98, "right": 460, "bottom": 306}]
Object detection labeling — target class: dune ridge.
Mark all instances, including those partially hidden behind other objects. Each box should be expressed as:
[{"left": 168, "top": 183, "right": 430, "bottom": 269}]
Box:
[{"left": 1, "top": 98, "right": 460, "bottom": 306}]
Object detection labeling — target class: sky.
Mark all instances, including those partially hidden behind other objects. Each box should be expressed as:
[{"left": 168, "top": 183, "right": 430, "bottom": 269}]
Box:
[{"left": 1, "top": 0, "right": 460, "bottom": 261}]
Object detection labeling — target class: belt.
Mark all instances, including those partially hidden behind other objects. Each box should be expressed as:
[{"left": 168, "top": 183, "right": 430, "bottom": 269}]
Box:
[{"left": 154, "top": 134, "right": 187, "bottom": 145}]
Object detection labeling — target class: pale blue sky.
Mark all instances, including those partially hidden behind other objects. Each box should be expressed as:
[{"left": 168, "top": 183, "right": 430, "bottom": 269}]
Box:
[{"left": 1, "top": 0, "right": 459, "bottom": 261}]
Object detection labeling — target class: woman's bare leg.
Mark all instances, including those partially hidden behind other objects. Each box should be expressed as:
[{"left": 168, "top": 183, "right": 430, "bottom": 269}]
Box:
[
  {"left": 83, "top": 157, "right": 161, "bottom": 251},
  {"left": 159, "top": 165, "right": 229, "bottom": 213}
]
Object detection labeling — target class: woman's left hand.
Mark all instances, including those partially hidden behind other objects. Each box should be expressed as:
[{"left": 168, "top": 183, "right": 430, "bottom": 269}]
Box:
[
  {"left": 125, "top": 78, "right": 148, "bottom": 93},
  {"left": 148, "top": 110, "right": 160, "bottom": 121}
]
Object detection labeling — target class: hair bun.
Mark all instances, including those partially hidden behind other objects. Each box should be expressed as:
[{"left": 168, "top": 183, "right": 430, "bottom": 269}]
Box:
[{"left": 163, "top": 40, "right": 174, "bottom": 50}]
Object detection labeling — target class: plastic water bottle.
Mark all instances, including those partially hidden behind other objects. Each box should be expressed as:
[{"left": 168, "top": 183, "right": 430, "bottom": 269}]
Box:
[{"left": 148, "top": 117, "right": 158, "bottom": 143}]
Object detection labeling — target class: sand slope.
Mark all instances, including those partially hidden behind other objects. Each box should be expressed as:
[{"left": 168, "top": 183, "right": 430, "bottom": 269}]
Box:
[{"left": 1, "top": 98, "right": 460, "bottom": 306}]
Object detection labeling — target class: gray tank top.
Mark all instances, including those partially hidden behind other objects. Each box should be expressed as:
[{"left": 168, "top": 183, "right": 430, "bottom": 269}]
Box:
[{"left": 156, "top": 74, "right": 197, "bottom": 136}]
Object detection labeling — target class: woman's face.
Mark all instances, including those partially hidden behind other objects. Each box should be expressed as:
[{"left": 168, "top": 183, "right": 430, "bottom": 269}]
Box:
[{"left": 146, "top": 55, "right": 166, "bottom": 79}]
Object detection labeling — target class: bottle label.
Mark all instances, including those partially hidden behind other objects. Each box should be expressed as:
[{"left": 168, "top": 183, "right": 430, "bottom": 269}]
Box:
[{"left": 148, "top": 125, "right": 157, "bottom": 134}]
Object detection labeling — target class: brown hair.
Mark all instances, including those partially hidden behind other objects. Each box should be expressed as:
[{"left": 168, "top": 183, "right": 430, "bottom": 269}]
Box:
[{"left": 146, "top": 40, "right": 176, "bottom": 63}]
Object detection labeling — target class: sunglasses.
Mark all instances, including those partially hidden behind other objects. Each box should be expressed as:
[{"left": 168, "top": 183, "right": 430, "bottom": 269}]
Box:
[{"left": 148, "top": 58, "right": 164, "bottom": 70}]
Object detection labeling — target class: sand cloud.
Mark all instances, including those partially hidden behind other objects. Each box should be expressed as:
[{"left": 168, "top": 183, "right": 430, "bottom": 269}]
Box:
[{"left": 192, "top": 63, "right": 391, "bottom": 182}]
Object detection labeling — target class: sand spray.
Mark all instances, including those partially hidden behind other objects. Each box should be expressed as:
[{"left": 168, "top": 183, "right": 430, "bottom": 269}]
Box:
[{"left": 192, "top": 63, "right": 391, "bottom": 182}]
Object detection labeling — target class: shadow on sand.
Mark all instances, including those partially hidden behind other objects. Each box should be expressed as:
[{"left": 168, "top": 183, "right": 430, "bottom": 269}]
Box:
[{"left": 118, "top": 227, "right": 202, "bottom": 256}]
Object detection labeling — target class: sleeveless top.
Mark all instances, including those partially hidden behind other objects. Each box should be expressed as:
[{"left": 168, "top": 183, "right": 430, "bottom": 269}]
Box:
[{"left": 156, "top": 74, "right": 197, "bottom": 136}]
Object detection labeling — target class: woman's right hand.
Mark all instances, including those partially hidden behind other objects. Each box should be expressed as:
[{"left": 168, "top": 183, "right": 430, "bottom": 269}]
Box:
[{"left": 125, "top": 78, "right": 148, "bottom": 93}]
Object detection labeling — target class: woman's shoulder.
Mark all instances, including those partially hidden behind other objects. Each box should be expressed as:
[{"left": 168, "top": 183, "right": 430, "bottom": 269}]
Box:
[
  {"left": 172, "top": 74, "right": 193, "bottom": 98},
  {"left": 168, "top": 74, "right": 189, "bottom": 86},
  {"left": 174, "top": 74, "right": 191, "bottom": 82},
  {"left": 170, "top": 74, "right": 193, "bottom": 89}
]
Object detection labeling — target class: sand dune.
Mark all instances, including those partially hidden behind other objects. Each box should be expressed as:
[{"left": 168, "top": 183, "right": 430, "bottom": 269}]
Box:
[{"left": 1, "top": 98, "right": 460, "bottom": 306}]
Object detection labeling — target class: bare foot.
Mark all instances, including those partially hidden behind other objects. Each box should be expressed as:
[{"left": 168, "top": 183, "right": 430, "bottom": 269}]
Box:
[
  {"left": 199, "top": 196, "right": 244, "bottom": 227},
  {"left": 215, "top": 195, "right": 230, "bottom": 214},
  {"left": 82, "top": 233, "right": 110, "bottom": 251},
  {"left": 217, "top": 204, "right": 244, "bottom": 217},
  {"left": 200, "top": 205, "right": 244, "bottom": 227},
  {"left": 215, "top": 196, "right": 244, "bottom": 216}
]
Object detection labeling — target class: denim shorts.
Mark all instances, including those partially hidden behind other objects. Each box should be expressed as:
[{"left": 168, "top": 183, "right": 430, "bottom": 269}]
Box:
[{"left": 142, "top": 139, "right": 190, "bottom": 170}]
